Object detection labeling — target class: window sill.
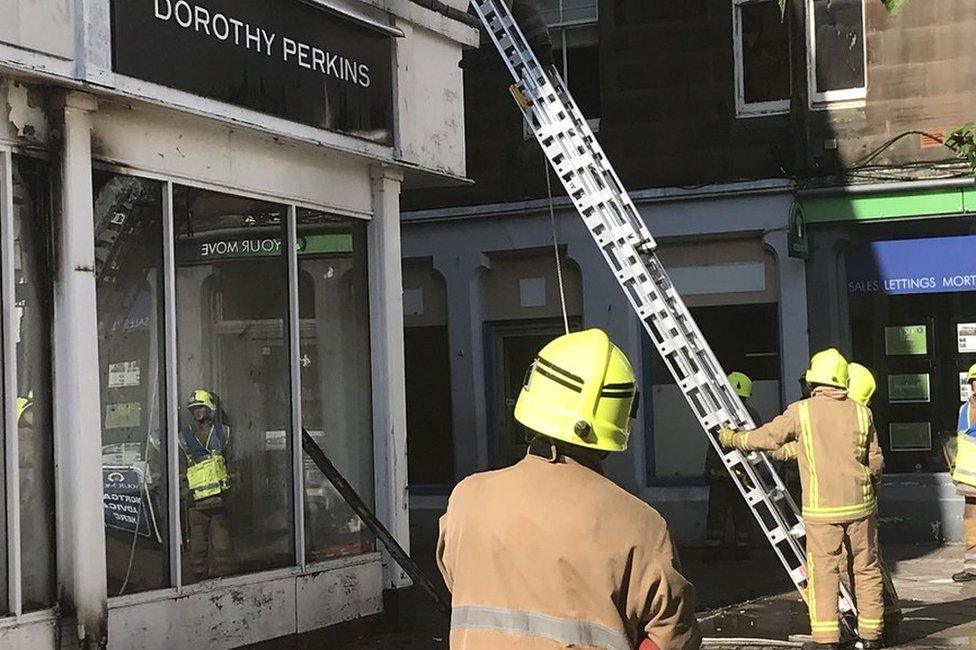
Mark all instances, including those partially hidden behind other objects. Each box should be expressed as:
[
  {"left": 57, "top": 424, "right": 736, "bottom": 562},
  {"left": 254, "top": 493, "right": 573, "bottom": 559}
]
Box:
[
  {"left": 736, "top": 105, "right": 791, "bottom": 119},
  {"left": 107, "top": 552, "right": 383, "bottom": 609},
  {"left": 0, "top": 608, "right": 58, "bottom": 630},
  {"left": 809, "top": 97, "right": 866, "bottom": 112}
]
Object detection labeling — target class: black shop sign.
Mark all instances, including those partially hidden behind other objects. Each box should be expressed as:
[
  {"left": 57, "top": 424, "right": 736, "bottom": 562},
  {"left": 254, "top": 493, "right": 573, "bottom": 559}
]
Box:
[{"left": 111, "top": 0, "right": 394, "bottom": 144}]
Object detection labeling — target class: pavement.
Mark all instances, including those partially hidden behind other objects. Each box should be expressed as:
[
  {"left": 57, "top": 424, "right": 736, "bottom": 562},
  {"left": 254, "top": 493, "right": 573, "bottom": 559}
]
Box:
[{"left": 245, "top": 542, "right": 976, "bottom": 649}]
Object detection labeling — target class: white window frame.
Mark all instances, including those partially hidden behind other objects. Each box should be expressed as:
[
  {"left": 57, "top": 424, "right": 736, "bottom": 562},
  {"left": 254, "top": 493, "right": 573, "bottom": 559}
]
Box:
[
  {"left": 733, "top": 0, "right": 791, "bottom": 118},
  {"left": 540, "top": 0, "right": 599, "bottom": 28},
  {"left": 806, "top": 0, "right": 867, "bottom": 110}
]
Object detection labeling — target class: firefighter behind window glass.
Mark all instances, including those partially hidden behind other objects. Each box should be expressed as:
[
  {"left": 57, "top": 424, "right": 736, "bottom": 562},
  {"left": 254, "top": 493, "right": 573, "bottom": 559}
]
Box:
[
  {"left": 180, "top": 389, "right": 234, "bottom": 580},
  {"left": 437, "top": 329, "right": 701, "bottom": 650},
  {"left": 952, "top": 363, "right": 976, "bottom": 582},
  {"left": 703, "top": 371, "right": 757, "bottom": 562},
  {"left": 720, "top": 349, "right": 885, "bottom": 649}
]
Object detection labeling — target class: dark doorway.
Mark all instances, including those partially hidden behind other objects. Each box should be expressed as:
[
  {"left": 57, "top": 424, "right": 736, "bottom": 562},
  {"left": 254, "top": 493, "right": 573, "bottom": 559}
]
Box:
[
  {"left": 486, "top": 319, "right": 580, "bottom": 469},
  {"left": 404, "top": 325, "right": 455, "bottom": 486}
]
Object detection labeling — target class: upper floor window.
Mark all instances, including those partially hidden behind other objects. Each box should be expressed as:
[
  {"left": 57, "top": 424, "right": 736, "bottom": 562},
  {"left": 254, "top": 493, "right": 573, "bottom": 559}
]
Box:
[
  {"left": 537, "top": 0, "right": 598, "bottom": 27},
  {"left": 733, "top": 0, "right": 791, "bottom": 117},
  {"left": 807, "top": 0, "right": 866, "bottom": 107}
]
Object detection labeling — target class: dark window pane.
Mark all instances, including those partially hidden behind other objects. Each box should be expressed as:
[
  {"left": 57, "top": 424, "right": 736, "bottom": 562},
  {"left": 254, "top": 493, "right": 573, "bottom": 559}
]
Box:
[
  {"left": 813, "top": 0, "right": 865, "bottom": 93},
  {"left": 94, "top": 171, "right": 170, "bottom": 595},
  {"left": 651, "top": 303, "right": 781, "bottom": 385},
  {"left": 13, "top": 155, "right": 56, "bottom": 610},
  {"left": 555, "top": 46, "right": 601, "bottom": 118},
  {"left": 297, "top": 210, "right": 375, "bottom": 563},
  {"left": 174, "top": 185, "right": 294, "bottom": 582},
  {"left": 742, "top": 1, "right": 791, "bottom": 104}
]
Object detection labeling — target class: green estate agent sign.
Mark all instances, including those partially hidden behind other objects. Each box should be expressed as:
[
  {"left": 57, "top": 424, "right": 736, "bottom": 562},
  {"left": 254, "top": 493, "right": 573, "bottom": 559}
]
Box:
[
  {"left": 889, "top": 422, "right": 932, "bottom": 451},
  {"left": 887, "top": 373, "right": 931, "bottom": 404},
  {"left": 177, "top": 234, "right": 353, "bottom": 263},
  {"left": 884, "top": 325, "right": 928, "bottom": 356}
]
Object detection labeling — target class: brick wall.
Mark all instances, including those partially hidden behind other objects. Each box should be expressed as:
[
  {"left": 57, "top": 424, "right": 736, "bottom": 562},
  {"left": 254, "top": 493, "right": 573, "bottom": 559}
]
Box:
[{"left": 403, "top": 0, "right": 976, "bottom": 211}]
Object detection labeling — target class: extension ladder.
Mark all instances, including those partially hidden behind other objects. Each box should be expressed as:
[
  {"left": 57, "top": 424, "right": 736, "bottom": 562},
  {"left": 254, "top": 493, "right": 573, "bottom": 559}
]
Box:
[{"left": 469, "top": 0, "right": 858, "bottom": 630}]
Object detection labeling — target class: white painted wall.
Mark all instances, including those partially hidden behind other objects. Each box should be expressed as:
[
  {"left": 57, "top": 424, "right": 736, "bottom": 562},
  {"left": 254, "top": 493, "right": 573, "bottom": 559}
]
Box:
[
  {"left": 650, "top": 379, "right": 782, "bottom": 478},
  {"left": 395, "top": 22, "right": 467, "bottom": 178},
  {"left": 90, "top": 101, "right": 374, "bottom": 217},
  {"left": 107, "top": 558, "right": 382, "bottom": 649},
  {"left": 0, "top": 0, "right": 74, "bottom": 60}
]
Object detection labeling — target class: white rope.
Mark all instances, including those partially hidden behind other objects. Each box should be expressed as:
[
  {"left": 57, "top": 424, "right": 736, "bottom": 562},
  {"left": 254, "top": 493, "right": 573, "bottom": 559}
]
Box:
[{"left": 544, "top": 156, "right": 570, "bottom": 334}]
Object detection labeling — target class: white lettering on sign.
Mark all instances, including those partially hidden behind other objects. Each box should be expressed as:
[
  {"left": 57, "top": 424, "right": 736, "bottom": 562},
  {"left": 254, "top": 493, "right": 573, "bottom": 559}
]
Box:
[
  {"left": 199, "top": 238, "right": 283, "bottom": 258},
  {"left": 152, "top": 0, "right": 371, "bottom": 87}
]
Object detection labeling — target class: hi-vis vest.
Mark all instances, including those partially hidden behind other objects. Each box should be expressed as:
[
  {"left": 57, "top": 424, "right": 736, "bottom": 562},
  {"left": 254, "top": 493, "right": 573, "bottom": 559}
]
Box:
[
  {"left": 954, "top": 401, "right": 976, "bottom": 489},
  {"left": 181, "top": 424, "right": 230, "bottom": 501}
]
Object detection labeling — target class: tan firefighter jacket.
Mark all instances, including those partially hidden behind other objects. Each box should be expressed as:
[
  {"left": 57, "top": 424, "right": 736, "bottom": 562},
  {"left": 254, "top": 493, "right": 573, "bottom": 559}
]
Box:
[
  {"left": 437, "top": 452, "right": 701, "bottom": 650},
  {"left": 729, "top": 386, "right": 883, "bottom": 523}
]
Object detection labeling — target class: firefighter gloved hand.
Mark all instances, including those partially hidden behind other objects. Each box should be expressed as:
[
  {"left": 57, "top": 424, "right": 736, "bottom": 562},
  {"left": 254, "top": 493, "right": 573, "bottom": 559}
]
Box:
[{"left": 718, "top": 428, "right": 738, "bottom": 449}]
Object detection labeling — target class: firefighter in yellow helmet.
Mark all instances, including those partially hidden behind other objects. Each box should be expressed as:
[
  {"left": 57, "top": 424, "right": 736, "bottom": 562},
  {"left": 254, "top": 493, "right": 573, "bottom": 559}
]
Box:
[
  {"left": 437, "top": 329, "right": 700, "bottom": 650},
  {"left": 180, "top": 389, "right": 234, "bottom": 579},
  {"left": 719, "top": 349, "right": 885, "bottom": 649},
  {"left": 704, "top": 372, "right": 759, "bottom": 562},
  {"left": 952, "top": 363, "right": 976, "bottom": 582}
]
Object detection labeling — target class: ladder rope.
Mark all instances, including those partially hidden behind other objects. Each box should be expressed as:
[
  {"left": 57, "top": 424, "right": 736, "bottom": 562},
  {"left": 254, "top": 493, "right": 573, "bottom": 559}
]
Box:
[{"left": 544, "top": 154, "right": 570, "bottom": 335}]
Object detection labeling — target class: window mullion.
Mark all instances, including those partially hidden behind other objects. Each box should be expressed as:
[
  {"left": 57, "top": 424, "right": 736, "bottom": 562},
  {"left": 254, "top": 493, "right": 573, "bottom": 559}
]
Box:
[
  {"left": 162, "top": 180, "right": 182, "bottom": 590},
  {"left": 0, "top": 148, "right": 22, "bottom": 615},
  {"left": 286, "top": 205, "right": 306, "bottom": 569}
]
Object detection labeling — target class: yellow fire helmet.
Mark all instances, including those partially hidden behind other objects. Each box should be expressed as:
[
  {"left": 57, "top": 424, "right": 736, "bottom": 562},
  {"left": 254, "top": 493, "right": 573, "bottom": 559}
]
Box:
[
  {"left": 968, "top": 363, "right": 976, "bottom": 381},
  {"left": 805, "top": 348, "right": 849, "bottom": 389},
  {"left": 16, "top": 394, "right": 34, "bottom": 422},
  {"left": 728, "top": 371, "right": 753, "bottom": 399},
  {"left": 186, "top": 389, "right": 216, "bottom": 412},
  {"left": 514, "top": 328, "right": 638, "bottom": 452},
  {"left": 847, "top": 363, "right": 877, "bottom": 406}
]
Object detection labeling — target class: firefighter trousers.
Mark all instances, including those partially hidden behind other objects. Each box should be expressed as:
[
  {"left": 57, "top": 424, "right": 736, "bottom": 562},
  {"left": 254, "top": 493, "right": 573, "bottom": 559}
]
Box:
[
  {"left": 188, "top": 506, "right": 234, "bottom": 579},
  {"left": 705, "top": 478, "right": 751, "bottom": 549},
  {"left": 805, "top": 515, "right": 884, "bottom": 643}
]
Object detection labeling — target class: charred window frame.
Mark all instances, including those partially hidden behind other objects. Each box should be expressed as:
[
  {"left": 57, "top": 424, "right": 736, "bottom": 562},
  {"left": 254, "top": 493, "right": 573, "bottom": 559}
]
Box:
[
  {"left": 733, "top": 0, "right": 792, "bottom": 117},
  {"left": 806, "top": 0, "right": 867, "bottom": 108}
]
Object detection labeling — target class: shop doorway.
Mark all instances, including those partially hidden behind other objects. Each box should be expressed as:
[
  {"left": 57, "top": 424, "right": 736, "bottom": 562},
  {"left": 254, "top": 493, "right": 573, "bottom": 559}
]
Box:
[
  {"left": 486, "top": 319, "right": 579, "bottom": 469},
  {"left": 404, "top": 325, "right": 455, "bottom": 486}
]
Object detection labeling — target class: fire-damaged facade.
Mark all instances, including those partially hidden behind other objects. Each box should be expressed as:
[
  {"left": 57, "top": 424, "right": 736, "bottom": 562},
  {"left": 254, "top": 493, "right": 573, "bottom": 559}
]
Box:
[{"left": 0, "top": 0, "right": 475, "bottom": 646}]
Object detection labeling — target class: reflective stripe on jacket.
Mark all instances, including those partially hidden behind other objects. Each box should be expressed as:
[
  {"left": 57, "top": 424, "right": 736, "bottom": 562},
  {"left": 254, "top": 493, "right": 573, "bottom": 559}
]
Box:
[
  {"left": 437, "top": 453, "right": 701, "bottom": 650},
  {"left": 955, "top": 400, "right": 976, "bottom": 488},
  {"left": 731, "top": 386, "right": 883, "bottom": 523}
]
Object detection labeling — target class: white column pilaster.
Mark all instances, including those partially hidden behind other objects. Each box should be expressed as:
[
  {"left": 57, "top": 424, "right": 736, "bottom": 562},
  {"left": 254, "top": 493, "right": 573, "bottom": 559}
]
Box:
[
  {"left": 368, "top": 165, "right": 411, "bottom": 589},
  {"left": 53, "top": 91, "right": 107, "bottom": 647}
]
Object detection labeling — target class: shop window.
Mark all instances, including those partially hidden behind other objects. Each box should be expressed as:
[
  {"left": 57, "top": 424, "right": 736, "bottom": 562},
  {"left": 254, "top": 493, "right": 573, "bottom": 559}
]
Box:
[
  {"left": 10, "top": 155, "right": 56, "bottom": 610},
  {"left": 173, "top": 185, "right": 294, "bottom": 582},
  {"left": 647, "top": 303, "right": 781, "bottom": 482},
  {"left": 733, "top": 0, "right": 791, "bottom": 117},
  {"left": 650, "top": 303, "right": 781, "bottom": 385},
  {"left": 94, "top": 171, "right": 170, "bottom": 595},
  {"left": 806, "top": 0, "right": 866, "bottom": 107},
  {"left": 296, "top": 210, "right": 375, "bottom": 563}
]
